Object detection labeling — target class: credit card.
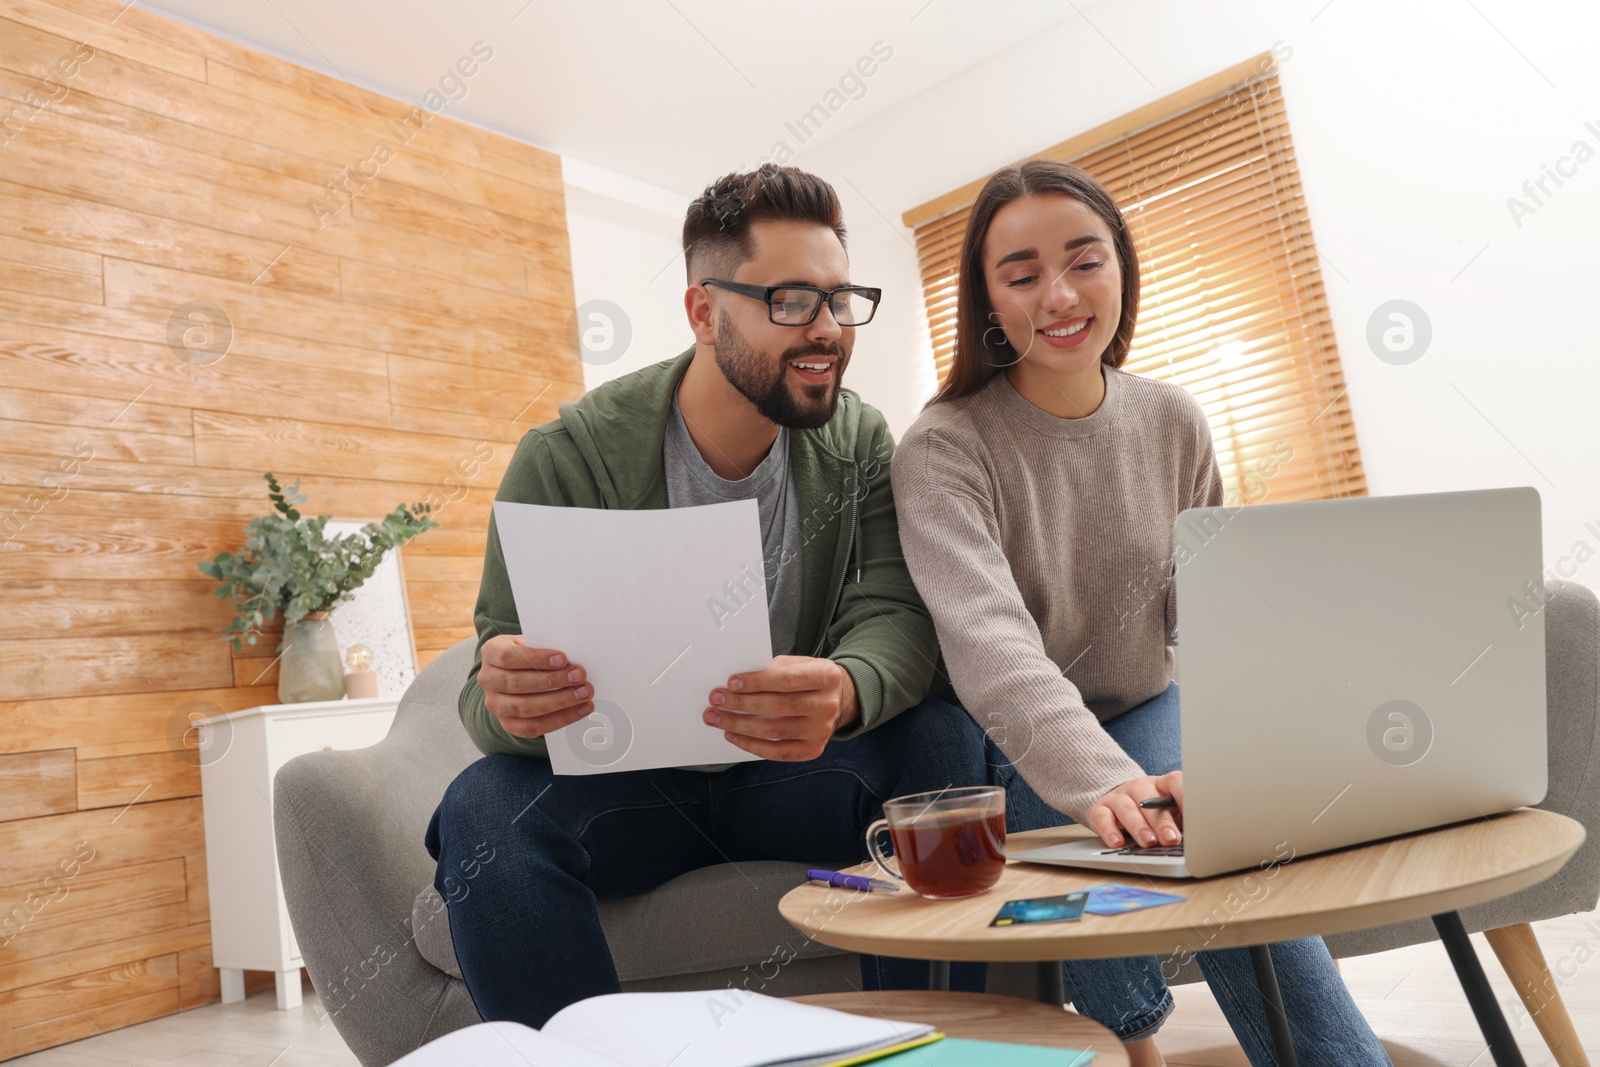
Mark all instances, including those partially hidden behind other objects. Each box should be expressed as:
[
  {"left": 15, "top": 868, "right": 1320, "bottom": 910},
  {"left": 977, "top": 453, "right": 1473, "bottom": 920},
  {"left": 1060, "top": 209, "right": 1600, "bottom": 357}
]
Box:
[
  {"left": 1082, "top": 883, "right": 1187, "bottom": 915},
  {"left": 989, "top": 891, "right": 1089, "bottom": 926}
]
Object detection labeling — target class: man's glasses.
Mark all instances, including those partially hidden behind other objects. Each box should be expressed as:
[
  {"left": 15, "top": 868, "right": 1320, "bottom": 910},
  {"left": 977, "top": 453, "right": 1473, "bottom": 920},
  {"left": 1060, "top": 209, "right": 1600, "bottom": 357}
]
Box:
[{"left": 701, "top": 279, "right": 881, "bottom": 327}]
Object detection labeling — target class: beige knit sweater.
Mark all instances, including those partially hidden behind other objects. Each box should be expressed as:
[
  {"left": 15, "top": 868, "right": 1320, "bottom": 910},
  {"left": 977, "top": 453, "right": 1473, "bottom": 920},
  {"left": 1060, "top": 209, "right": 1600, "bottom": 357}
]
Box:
[{"left": 892, "top": 362, "right": 1224, "bottom": 824}]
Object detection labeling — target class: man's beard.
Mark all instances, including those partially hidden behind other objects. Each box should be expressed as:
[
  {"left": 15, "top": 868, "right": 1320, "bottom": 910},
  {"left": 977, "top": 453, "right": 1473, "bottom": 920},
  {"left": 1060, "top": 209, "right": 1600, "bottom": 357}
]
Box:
[{"left": 714, "top": 308, "right": 847, "bottom": 430}]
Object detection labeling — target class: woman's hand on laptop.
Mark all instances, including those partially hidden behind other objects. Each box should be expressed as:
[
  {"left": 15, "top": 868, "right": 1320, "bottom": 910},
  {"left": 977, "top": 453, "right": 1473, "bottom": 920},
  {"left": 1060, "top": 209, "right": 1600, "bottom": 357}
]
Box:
[
  {"left": 705, "top": 656, "right": 859, "bottom": 762},
  {"left": 1087, "top": 771, "right": 1184, "bottom": 849},
  {"left": 479, "top": 634, "right": 596, "bottom": 740}
]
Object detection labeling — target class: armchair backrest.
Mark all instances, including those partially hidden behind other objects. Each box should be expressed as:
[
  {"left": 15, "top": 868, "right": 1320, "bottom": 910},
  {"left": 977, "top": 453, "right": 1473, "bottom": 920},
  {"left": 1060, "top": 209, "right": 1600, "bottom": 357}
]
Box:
[{"left": 1534, "top": 578, "right": 1600, "bottom": 911}]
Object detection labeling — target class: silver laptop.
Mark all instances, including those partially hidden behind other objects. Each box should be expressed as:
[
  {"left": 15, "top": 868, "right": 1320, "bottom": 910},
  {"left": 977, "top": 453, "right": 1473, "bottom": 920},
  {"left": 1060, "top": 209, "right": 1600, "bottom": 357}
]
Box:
[{"left": 1009, "top": 486, "right": 1548, "bottom": 879}]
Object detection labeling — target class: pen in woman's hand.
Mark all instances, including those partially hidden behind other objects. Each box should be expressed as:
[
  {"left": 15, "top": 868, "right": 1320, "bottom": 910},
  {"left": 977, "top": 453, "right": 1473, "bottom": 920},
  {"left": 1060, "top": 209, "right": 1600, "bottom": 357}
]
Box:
[{"left": 1139, "top": 795, "right": 1178, "bottom": 809}]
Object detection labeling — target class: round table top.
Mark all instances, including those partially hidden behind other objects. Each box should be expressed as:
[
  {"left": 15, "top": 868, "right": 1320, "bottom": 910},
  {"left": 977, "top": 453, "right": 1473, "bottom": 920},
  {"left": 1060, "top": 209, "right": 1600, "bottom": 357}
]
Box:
[
  {"left": 791, "top": 990, "right": 1127, "bottom": 1066},
  {"left": 778, "top": 808, "right": 1584, "bottom": 962}
]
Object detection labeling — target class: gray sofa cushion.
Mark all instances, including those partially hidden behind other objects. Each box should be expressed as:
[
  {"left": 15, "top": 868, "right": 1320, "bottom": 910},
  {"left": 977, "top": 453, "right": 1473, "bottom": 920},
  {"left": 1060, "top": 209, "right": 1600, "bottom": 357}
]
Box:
[
  {"left": 414, "top": 860, "right": 850, "bottom": 984},
  {"left": 411, "top": 884, "right": 459, "bottom": 980}
]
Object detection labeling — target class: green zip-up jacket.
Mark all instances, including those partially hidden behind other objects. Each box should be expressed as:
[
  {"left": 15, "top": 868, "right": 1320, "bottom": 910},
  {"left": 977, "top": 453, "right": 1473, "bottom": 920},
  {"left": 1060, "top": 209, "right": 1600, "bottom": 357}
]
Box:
[{"left": 458, "top": 345, "right": 940, "bottom": 758}]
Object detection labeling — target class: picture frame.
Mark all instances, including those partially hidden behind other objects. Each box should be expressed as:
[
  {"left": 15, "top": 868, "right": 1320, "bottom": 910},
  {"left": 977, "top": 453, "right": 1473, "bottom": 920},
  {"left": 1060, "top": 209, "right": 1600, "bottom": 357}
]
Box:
[{"left": 322, "top": 517, "right": 420, "bottom": 700}]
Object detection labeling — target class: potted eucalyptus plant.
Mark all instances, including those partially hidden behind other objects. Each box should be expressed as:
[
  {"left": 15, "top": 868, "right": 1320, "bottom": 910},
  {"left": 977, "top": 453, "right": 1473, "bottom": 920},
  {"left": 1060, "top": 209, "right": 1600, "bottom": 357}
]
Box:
[{"left": 198, "top": 473, "right": 438, "bottom": 704}]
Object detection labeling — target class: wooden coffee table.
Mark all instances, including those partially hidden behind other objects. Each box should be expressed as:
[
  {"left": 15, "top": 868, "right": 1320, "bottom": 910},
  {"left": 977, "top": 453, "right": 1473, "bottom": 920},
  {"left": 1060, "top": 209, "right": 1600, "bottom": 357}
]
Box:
[
  {"left": 792, "top": 990, "right": 1126, "bottom": 1065},
  {"left": 779, "top": 809, "right": 1584, "bottom": 1067}
]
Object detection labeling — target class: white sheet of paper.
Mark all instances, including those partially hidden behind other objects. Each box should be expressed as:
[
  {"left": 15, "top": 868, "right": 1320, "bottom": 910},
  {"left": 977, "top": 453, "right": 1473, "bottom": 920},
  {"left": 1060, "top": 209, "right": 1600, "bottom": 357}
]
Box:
[{"left": 492, "top": 499, "right": 773, "bottom": 774}]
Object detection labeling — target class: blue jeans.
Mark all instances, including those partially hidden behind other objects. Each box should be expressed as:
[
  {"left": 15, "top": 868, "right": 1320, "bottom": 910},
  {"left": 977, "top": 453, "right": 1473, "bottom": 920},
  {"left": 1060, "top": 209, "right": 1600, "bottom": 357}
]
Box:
[
  {"left": 865, "top": 683, "right": 1389, "bottom": 1065},
  {"left": 423, "top": 698, "right": 993, "bottom": 1028}
]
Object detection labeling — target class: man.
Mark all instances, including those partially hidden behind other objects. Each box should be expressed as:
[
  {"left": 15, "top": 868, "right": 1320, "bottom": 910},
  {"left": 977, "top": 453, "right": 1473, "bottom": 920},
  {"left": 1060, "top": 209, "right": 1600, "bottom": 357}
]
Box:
[{"left": 424, "top": 164, "right": 990, "bottom": 1027}]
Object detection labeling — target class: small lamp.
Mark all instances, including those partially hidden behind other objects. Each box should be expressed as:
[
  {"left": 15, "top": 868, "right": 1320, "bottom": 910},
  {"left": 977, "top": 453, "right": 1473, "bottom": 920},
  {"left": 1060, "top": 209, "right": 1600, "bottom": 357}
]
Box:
[{"left": 343, "top": 643, "right": 379, "bottom": 699}]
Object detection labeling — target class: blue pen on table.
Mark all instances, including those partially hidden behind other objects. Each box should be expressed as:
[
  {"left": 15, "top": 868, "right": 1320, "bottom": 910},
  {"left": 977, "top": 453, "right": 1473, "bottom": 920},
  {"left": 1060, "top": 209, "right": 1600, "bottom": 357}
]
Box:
[{"left": 805, "top": 868, "right": 900, "bottom": 893}]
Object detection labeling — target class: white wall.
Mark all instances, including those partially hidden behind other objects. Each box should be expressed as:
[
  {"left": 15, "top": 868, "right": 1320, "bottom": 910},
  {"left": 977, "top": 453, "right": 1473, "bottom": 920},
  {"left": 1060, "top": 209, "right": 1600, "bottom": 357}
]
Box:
[
  {"left": 561, "top": 158, "right": 692, "bottom": 389},
  {"left": 563, "top": 0, "right": 1600, "bottom": 586}
]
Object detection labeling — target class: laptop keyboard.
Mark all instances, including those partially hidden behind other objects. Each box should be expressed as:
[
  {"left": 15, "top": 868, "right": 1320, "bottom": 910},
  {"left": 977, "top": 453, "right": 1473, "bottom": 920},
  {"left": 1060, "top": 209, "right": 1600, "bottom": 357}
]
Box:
[{"left": 1099, "top": 844, "right": 1186, "bottom": 857}]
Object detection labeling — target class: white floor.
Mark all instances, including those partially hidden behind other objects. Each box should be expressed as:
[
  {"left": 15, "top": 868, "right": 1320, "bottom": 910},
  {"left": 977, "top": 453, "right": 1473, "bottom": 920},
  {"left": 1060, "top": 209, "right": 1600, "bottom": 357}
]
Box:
[
  {"left": 7, "top": 984, "right": 355, "bottom": 1067},
  {"left": 12, "top": 912, "right": 1600, "bottom": 1066}
]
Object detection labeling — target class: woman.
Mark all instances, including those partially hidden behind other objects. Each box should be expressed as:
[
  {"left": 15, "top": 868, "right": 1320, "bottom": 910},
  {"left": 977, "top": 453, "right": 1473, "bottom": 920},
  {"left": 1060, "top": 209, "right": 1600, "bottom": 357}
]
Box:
[{"left": 889, "top": 159, "right": 1390, "bottom": 1066}]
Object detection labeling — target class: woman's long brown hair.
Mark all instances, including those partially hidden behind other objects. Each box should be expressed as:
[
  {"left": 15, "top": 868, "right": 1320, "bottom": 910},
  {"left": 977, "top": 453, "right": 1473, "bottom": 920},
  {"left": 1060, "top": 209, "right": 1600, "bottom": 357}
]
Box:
[{"left": 930, "top": 159, "right": 1141, "bottom": 405}]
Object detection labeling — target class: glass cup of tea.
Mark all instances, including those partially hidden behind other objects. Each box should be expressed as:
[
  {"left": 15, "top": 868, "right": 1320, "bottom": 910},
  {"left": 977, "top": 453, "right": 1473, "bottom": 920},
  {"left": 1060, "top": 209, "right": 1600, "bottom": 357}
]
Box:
[{"left": 865, "top": 786, "right": 1007, "bottom": 900}]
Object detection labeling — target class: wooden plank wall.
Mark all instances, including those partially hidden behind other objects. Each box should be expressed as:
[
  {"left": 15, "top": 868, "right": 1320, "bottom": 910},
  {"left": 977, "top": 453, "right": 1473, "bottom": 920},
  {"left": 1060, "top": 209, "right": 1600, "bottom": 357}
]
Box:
[{"left": 0, "top": 0, "right": 582, "bottom": 1055}]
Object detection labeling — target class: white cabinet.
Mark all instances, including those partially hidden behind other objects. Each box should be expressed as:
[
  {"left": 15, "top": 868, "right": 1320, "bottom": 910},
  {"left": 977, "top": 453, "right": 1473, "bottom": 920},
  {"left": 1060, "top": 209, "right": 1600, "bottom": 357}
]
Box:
[{"left": 196, "top": 698, "right": 398, "bottom": 1010}]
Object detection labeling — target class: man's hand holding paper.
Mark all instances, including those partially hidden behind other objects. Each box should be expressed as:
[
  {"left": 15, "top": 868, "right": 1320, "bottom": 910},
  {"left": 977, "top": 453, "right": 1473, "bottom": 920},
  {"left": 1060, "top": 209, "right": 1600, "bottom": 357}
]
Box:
[
  {"left": 477, "top": 636, "right": 594, "bottom": 741},
  {"left": 706, "top": 654, "right": 859, "bottom": 761}
]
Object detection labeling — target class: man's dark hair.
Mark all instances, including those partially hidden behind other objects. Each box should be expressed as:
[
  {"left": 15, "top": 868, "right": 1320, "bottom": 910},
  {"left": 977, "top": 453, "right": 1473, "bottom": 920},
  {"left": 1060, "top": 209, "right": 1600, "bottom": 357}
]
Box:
[{"left": 682, "top": 164, "right": 847, "bottom": 284}]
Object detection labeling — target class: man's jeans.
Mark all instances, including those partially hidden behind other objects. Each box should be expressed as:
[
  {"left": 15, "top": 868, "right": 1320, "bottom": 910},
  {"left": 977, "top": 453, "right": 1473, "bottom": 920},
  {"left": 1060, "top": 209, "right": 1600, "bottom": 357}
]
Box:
[
  {"left": 424, "top": 697, "right": 992, "bottom": 1028},
  {"left": 865, "top": 682, "right": 1391, "bottom": 1065}
]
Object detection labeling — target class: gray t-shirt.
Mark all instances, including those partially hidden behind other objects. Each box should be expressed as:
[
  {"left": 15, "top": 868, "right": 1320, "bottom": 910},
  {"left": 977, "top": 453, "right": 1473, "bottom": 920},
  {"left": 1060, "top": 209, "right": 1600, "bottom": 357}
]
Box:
[{"left": 663, "top": 396, "right": 804, "bottom": 771}]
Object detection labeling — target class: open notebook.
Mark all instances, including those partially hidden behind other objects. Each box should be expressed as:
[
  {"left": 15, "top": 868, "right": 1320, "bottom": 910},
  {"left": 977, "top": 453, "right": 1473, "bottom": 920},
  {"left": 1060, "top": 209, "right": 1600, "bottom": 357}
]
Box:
[{"left": 391, "top": 991, "right": 941, "bottom": 1067}]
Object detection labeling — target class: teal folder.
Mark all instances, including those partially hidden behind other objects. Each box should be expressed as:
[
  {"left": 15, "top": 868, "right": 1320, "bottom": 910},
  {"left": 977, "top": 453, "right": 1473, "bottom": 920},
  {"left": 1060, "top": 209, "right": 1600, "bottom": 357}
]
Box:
[{"left": 870, "top": 1035, "right": 1098, "bottom": 1065}]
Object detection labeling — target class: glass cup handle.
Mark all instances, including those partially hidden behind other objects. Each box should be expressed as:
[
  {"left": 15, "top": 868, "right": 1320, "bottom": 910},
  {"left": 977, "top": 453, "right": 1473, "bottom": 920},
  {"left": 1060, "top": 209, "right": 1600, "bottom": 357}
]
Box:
[
  {"left": 866, "top": 818, "right": 903, "bottom": 882},
  {"left": 989, "top": 796, "right": 1007, "bottom": 857}
]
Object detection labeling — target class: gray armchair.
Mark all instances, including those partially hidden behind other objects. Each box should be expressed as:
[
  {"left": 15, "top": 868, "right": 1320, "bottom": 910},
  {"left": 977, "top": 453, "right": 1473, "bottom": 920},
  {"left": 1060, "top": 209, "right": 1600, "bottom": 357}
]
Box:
[
  {"left": 275, "top": 578, "right": 1598, "bottom": 1067},
  {"left": 273, "top": 634, "right": 860, "bottom": 1067}
]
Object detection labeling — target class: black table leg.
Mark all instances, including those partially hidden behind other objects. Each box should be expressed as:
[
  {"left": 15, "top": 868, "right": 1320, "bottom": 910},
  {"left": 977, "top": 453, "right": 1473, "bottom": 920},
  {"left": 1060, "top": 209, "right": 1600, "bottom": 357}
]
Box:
[
  {"left": 1433, "top": 911, "right": 1527, "bottom": 1067},
  {"left": 1248, "top": 944, "right": 1299, "bottom": 1067},
  {"left": 929, "top": 960, "right": 950, "bottom": 992},
  {"left": 1034, "top": 960, "right": 1066, "bottom": 1006}
]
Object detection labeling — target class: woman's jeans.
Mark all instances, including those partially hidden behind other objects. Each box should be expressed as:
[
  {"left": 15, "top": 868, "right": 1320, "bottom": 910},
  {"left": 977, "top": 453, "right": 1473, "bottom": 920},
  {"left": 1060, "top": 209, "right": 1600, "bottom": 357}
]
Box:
[{"left": 863, "top": 682, "right": 1390, "bottom": 1066}]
